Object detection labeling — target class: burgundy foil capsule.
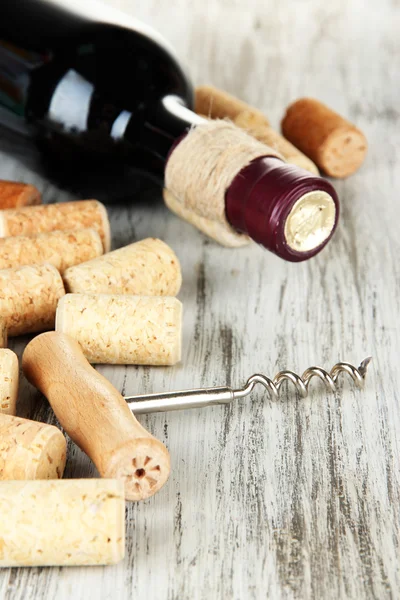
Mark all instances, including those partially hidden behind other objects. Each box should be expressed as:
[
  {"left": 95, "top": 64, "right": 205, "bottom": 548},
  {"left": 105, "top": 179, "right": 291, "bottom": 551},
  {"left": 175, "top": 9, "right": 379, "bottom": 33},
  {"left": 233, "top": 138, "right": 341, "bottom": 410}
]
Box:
[
  {"left": 167, "top": 133, "right": 339, "bottom": 262},
  {"left": 225, "top": 156, "right": 339, "bottom": 262}
]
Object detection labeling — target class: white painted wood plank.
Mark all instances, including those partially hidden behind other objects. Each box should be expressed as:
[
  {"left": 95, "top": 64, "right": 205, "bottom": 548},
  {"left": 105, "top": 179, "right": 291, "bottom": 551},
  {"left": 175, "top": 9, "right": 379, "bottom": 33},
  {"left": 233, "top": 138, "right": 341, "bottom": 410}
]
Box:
[{"left": 0, "top": 0, "right": 399, "bottom": 598}]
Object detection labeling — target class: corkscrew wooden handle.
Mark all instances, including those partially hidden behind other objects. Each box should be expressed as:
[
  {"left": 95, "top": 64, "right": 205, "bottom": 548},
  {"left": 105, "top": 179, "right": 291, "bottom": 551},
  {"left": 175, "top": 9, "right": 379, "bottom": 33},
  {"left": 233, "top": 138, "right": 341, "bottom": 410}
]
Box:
[{"left": 22, "top": 332, "right": 170, "bottom": 501}]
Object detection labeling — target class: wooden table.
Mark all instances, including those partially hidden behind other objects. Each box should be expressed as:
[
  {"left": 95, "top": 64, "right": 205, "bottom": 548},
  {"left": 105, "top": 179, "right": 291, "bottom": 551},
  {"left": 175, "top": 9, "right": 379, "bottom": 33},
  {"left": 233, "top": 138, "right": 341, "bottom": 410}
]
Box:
[{"left": 0, "top": 0, "right": 399, "bottom": 598}]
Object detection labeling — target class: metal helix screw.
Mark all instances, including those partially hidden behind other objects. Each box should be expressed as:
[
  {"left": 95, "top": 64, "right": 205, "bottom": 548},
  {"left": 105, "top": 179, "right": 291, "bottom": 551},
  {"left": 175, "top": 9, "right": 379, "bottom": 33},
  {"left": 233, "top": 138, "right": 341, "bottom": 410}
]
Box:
[{"left": 234, "top": 357, "right": 372, "bottom": 400}]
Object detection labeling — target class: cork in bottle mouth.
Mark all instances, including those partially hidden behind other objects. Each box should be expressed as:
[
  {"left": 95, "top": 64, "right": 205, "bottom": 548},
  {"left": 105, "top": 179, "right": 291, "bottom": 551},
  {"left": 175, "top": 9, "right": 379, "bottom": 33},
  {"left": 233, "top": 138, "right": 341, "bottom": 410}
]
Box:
[{"left": 284, "top": 190, "right": 337, "bottom": 253}]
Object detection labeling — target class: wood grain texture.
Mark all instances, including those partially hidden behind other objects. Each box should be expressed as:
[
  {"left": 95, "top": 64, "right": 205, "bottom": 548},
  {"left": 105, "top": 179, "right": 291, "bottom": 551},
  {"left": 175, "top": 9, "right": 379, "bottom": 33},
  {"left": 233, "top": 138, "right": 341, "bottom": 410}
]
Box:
[{"left": 0, "top": 0, "right": 399, "bottom": 598}]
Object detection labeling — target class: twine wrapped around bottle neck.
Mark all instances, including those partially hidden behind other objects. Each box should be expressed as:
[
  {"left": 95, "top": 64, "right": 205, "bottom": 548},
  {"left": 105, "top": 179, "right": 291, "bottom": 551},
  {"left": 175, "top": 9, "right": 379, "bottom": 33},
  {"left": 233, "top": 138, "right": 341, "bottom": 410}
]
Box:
[{"left": 164, "top": 120, "right": 282, "bottom": 247}]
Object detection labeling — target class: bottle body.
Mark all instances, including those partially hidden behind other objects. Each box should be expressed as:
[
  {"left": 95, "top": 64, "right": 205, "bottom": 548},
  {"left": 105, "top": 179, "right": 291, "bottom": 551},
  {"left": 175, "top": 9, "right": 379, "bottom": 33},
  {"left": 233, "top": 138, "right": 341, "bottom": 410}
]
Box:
[
  {"left": 0, "top": 0, "right": 340, "bottom": 262},
  {"left": 0, "top": 0, "right": 195, "bottom": 174}
]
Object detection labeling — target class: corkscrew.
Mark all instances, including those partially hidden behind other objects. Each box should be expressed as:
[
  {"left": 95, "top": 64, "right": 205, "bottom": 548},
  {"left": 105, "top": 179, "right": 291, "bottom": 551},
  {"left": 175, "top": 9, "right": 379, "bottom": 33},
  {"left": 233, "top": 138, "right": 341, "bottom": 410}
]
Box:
[{"left": 125, "top": 357, "right": 372, "bottom": 414}]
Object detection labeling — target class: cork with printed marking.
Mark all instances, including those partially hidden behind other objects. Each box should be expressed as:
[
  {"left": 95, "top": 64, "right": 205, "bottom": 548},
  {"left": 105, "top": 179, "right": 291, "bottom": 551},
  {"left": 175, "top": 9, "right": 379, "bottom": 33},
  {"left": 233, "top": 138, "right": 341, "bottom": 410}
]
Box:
[
  {"left": 281, "top": 98, "right": 368, "bottom": 178},
  {"left": 0, "top": 228, "right": 103, "bottom": 273},
  {"left": 0, "top": 413, "right": 66, "bottom": 480},
  {"left": 0, "top": 200, "right": 111, "bottom": 251},
  {"left": 0, "top": 349, "right": 18, "bottom": 415},
  {"left": 0, "top": 180, "right": 41, "bottom": 209},
  {"left": 56, "top": 293, "right": 182, "bottom": 365},
  {"left": 0, "top": 479, "right": 125, "bottom": 566},
  {"left": 63, "top": 237, "right": 181, "bottom": 296},
  {"left": 0, "top": 263, "right": 65, "bottom": 336}
]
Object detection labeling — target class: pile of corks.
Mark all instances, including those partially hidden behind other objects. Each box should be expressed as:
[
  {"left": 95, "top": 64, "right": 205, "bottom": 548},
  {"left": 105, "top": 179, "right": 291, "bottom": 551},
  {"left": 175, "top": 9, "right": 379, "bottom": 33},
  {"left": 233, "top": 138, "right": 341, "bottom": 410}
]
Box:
[
  {"left": 0, "top": 187, "right": 182, "bottom": 356},
  {"left": 0, "top": 89, "right": 368, "bottom": 568},
  {"left": 0, "top": 181, "right": 183, "bottom": 567}
]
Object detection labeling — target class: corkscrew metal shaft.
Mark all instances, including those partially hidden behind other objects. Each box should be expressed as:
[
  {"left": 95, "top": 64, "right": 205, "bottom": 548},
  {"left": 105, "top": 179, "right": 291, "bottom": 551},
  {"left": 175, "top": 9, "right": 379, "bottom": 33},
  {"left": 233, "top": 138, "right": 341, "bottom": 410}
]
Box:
[{"left": 125, "top": 358, "right": 372, "bottom": 415}]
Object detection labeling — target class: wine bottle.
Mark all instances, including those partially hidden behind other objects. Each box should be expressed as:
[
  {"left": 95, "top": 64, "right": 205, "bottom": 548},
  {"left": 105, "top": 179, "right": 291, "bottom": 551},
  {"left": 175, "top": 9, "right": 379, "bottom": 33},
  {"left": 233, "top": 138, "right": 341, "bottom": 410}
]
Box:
[{"left": 0, "top": 0, "right": 339, "bottom": 262}]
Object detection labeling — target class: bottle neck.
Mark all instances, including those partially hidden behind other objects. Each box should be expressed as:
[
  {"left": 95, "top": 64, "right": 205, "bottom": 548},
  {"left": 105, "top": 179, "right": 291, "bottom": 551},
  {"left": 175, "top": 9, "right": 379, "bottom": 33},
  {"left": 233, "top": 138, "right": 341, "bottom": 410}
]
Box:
[
  {"left": 26, "top": 66, "right": 202, "bottom": 173},
  {"left": 126, "top": 94, "right": 206, "bottom": 162}
]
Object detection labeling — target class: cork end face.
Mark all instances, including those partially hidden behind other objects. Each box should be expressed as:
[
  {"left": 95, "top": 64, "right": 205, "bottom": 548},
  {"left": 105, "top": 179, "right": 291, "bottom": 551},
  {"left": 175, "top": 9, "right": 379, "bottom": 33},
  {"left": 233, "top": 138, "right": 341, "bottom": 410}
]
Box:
[
  {"left": 94, "top": 200, "right": 111, "bottom": 252},
  {"left": 284, "top": 191, "right": 336, "bottom": 253},
  {"left": 20, "top": 185, "right": 42, "bottom": 207},
  {"left": 319, "top": 128, "right": 368, "bottom": 178},
  {"left": 105, "top": 439, "right": 170, "bottom": 502}
]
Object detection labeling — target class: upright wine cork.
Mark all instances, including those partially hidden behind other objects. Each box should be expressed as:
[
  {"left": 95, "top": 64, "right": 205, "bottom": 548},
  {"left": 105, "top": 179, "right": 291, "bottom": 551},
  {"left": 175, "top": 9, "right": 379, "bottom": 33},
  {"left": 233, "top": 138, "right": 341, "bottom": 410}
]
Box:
[
  {"left": 281, "top": 98, "right": 368, "bottom": 178},
  {"left": 0, "top": 263, "right": 65, "bottom": 336},
  {"left": 0, "top": 413, "right": 66, "bottom": 480},
  {"left": 63, "top": 237, "right": 181, "bottom": 296},
  {"left": 0, "top": 228, "right": 103, "bottom": 273},
  {"left": 0, "top": 479, "right": 125, "bottom": 566},
  {"left": 195, "top": 84, "right": 270, "bottom": 128},
  {"left": 0, "top": 200, "right": 111, "bottom": 251},
  {"left": 0, "top": 180, "right": 41, "bottom": 209},
  {"left": 56, "top": 293, "right": 182, "bottom": 365},
  {"left": 233, "top": 113, "right": 319, "bottom": 175},
  {"left": 0, "top": 319, "right": 7, "bottom": 348},
  {"left": 0, "top": 349, "right": 18, "bottom": 415}
]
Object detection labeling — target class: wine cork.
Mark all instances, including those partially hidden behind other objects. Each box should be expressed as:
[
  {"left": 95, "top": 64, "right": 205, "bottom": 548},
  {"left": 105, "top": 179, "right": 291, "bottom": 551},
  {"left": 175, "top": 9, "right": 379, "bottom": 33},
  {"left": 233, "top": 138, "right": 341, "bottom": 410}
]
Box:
[
  {"left": 165, "top": 120, "right": 282, "bottom": 247},
  {"left": 233, "top": 113, "right": 319, "bottom": 175},
  {"left": 0, "top": 263, "right": 65, "bottom": 336},
  {"left": 281, "top": 98, "right": 368, "bottom": 178},
  {"left": 0, "top": 349, "right": 18, "bottom": 415},
  {"left": 0, "top": 413, "right": 66, "bottom": 480},
  {"left": 63, "top": 237, "right": 181, "bottom": 296},
  {"left": 0, "top": 319, "right": 7, "bottom": 348},
  {"left": 56, "top": 293, "right": 182, "bottom": 365},
  {"left": 194, "top": 87, "right": 319, "bottom": 174},
  {"left": 0, "top": 228, "right": 103, "bottom": 273},
  {"left": 0, "top": 479, "right": 125, "bottom": 566},
  {"left": 0, "top": 180, "right": 41, "bottom": 209},
  {"left": 0, "top": 200, "right": 111, "bottom": 251},
  {"left": 195, "top": 84, "right": 270, "bottom": 128}
]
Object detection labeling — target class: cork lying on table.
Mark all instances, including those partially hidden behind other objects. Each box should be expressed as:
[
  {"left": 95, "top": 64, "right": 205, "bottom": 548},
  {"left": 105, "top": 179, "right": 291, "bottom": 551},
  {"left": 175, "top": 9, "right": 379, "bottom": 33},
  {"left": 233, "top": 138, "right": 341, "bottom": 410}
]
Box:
[
  {"left": 195, "top": 84, "right": 270, "bottom": 128},
  {"left": 194, "top": 86, "right": 319, "bottom": 174},
  {"left": 0, "top": 349, "right": 18, "bottom": 415},
  {"left": 63, "top": 237, "right": 181, "bottom": 296},
  {"left": 281, "top": 98, "right": 368, "bottom": 178},
  {"left": 0, "top": 479, "right": 125, "bottom": 566},
  {"left": 0, "top": 413, "right": 66, "bottom": 480},
  {"left": 56, "top": 293, "right": 182, "bottom": 365},
  {"left": 0, "top": 199, "right": 111, "bottom": 251},
  {"left": 0, "top": 180, "right": 41, "bottom": 209},
  {"left": 0, "top": 263, "right": 65, "bottom": 336},
  {"left": 0, "top": 228, "right": 103, "bottom": 273}
]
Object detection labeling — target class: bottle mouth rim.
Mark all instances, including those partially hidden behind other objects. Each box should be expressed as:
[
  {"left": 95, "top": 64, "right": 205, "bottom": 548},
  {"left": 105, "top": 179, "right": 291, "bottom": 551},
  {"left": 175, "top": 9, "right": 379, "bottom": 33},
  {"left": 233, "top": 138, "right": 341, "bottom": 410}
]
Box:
[
  {"left": 225, "top": 155, "right": 340, "bottom": 262},
  {"left": 269, "top": 177, "right": 340, "bottom": 262},
  {"left": 283, "top": 190, "right": 337, "bottom": 255}
]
